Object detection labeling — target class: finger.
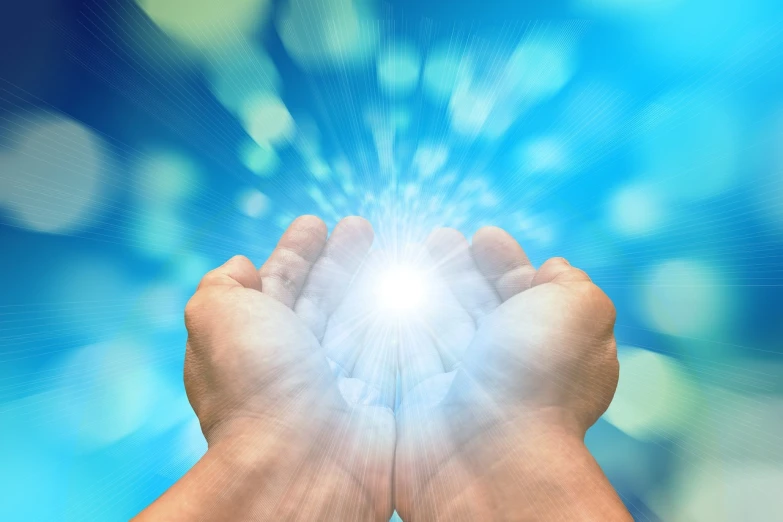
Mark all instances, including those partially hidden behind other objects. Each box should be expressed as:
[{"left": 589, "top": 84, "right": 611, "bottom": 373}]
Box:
[
  {"left": 426, "top": 228, "right": 500, "bottom": 323},
  {"left": 196, "top": 255, "right": 262, "bottom": 291},
  {"left": 531, "top": 257, "right": 591, "bottom": 287},
  {"left": 403, "top": 243, "right": 474, "bottom": 371},
  {"left": 259, "top": 215, "right": 328, "bottom": 308},
  {"left": 471, "top": 226, "right": 537, "bottom": 300},
  {"left": 322, "top": 251, "right": 384, "bottom": 373},
  {"left": 295, "top": 216, "right": 374, "bottom": 341}
]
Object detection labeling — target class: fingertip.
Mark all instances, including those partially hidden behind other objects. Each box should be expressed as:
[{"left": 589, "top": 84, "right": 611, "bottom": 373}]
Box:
[
  {"left": 472, "top": 225, "right": 509, "bottom": 244},
  {"left": 333, "top": 216, "right": 374, "bottom": 245},
  {"left": 532, "top": 257, "right": 591, "bottom": 286},
  {"left": 428, "top": 227, "right": 467, "bottom": 244},
  {"left": 197, "top": 255, "right": 261, "bottom": 291},
  {"left": 291, "top": 214, "right": 328, "bottom": 238},
  {"left": 426, "top": 228, "right": 468, "bottom": 259}
]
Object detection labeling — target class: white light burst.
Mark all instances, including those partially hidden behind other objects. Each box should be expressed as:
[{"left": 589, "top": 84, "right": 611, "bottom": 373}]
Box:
[{"left": 374, "top": 264, "right": 430, "bottom": 314}]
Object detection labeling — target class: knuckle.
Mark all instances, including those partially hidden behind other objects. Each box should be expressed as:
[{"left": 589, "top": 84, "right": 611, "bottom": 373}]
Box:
[{"left": 184, "top": 292, "right": 208, "bottom": 328}]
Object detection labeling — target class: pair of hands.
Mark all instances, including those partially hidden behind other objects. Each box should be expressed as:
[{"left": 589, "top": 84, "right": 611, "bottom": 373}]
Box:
[{"left": 137, "top": 216, "right": 630, "bottom": 521}]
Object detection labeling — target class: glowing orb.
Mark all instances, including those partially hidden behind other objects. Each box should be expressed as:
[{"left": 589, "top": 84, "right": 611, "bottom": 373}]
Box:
[{"left": 375, "top": 265, "right": 429, "bottom": 314}]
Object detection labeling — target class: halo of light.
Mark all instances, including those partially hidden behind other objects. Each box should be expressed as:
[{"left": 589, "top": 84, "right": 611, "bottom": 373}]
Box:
[
  {"left": 241, "top": 140, "right": 279, "bottom": 177},
  {"left": 604, "top": 346, "right": 697, "bottom": 440},
  {"left": 642, "top": 259, "right": 731, "bottom": 337},
  {"left": 0, "top": 114, "right": 107, "bottom": 235},
  {"left": 608, "top": 180, "right": 667, "bottom": 236},
  {"left": 276, "top": 0, "right": 378, "bottom": 69},
  {"left": 136, "top": 0, "right": 271, "bottom": 52},
  {"left": 237, "top": 188, "right": 271, "bottom": 218},
  {"left": 374, "top": 265, "right": 430, "bottom": 314},
  {"left": 377, "top": 42, "right": 422, "bottom": 97},
  {"left": 242, "top": 94, "right": 295, "bottom": 146}
]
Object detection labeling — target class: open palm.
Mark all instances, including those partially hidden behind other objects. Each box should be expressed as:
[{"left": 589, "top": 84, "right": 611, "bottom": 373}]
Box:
[
  {"left": 390, "top": 227, "right": 622, "bottom": 521},
  {"left": 182, "top": 216, "right": 394, "bottom": 521}
]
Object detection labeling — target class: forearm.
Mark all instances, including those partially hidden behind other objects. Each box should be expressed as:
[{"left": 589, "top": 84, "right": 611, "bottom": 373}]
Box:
[
  {"left": 134, "top": 422, "right": 277, "bottom": 521},
  {"left": 491, "top": 423, "right": 632, "bottom": 521},
  {"left": 134, "top": 417, "right": 380, "bottom": 521}
]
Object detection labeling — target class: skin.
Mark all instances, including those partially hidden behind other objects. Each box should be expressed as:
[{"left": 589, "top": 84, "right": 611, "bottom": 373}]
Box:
[
  {"left": 393, "top": 226, "right": 631, "bottom": 521},
  {"left": 137, "top": 217, "right": 630, "bottom": 521},
  {"left": 135, "top": 216, "right": 394, "bottom": 522}
]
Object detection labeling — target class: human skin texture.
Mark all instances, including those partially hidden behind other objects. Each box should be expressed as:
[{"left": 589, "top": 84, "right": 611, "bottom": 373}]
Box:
[
  {"left": 136, "top": 217, "right": 630, "bottom": 521},
  {"left": 135, "top": 216, "right": 395, "bottom": 522},
  {"left": 393, "top": 226, "right": 631, "bottom": 521}
]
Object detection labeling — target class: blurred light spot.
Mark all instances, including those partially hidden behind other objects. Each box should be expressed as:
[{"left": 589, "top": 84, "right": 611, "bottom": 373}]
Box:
[
  {"left": 206, "top": 47, "right": 280, "bottom": 115},
  {"left": 667, "top": 462, "right": 783, "bottom": 522},
  {"left": 422, "top": 45, "right": 471, "bottom": 102},
  {"left": 48, "top": 339, "right": 158, "bottom": 449},
  {"left": 134, "top": 150, "right": 200, "bottom": 204},
  {"left": 517, "top": 136, "right": 568, "bottom": 175},
  {"left": 684, "top": 388, "right": 783, "bottom": 463},
  {"left": 169, "top": 252, "right": 213, "bottom": 290},
  {"left": 275, "top": 212, "right": 295, "bottom": 229},
  {"left": 130, "top": 207, "right": 188, "bottom": 259},
  {"left": 237, "top": 188, "right": 271, "bottom": 218},
  {"left": 605, "top": 346, "right": 697, "bottom": 440},
  {"left": 413, "top": 144, "right": 449, "bottom": 178},
  {"left": 377, "top": 42, "right": 422, "bottom": 97},
  {"left": 276, "top": 0, "right": 379, "bottom": 69},
  {"left": 0, "top": 114, "right": 107, "bottom": 235},
  {"left": 137, "top": 0, "right": 271, "bottom": 52},
  {"left": 642, "top": 259, "right": 731, "bottom": 337},
  {"left": 502, "top": 37, "right": 575, "bottom": 101},
  {"left": 449, "top": 84, "right": 494, "bottom": 136},
  {"left": 309, "top": 159, "right": 332, "bottom": 181},
  {"left": 638, "top": 92, "right": 740, "bottom": 201},
  {"left": 241, "top": 140, "right": 279, "bottom": 177},
  {"left": 608, "top": 181, "right": 666, "bottom": 236},
  {"left": 143, "top": 374, "right": 193, "bottom": 435},
  {"left": 242, "top": 94, "right": 295, "bottom": 145}
]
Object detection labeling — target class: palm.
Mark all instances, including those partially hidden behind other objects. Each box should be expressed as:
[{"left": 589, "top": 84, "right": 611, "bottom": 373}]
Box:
[
  {"left": 184, "top": 216, "right": 394, "bottom": 521},
  {"left": 391, "top": 227, "right": 618, "bottom": 521}
]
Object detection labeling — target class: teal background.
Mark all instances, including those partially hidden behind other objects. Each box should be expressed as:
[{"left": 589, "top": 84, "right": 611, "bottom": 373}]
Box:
[{"left": 1, "top": 0, "right": 783, "bottom": 519}]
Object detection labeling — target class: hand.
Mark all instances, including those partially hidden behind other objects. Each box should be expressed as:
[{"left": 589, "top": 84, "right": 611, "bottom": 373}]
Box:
[
  {"left": 137, "top": 216, "right": 394, "bottom": 521},
  {"left": 394, "top": 227, "right": 630, "bottom": 521}
]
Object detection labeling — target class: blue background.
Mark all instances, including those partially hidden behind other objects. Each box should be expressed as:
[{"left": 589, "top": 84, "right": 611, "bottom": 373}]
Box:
[{"left": 1, "top": 0, "right": 783, "bottom": 519}]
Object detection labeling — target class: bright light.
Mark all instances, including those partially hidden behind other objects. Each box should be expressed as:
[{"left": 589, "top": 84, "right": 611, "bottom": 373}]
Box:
[{"left": 375, "top": 265, "right": 429, "bottom": 314}]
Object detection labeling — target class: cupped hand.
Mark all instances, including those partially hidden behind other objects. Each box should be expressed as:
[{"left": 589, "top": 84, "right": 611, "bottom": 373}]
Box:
[
  {"left": 393, "top": 227, "right": 629, "bottom": 521},
  {"left": 182, "top": 216, "right": 394, "bottom": 521}
]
